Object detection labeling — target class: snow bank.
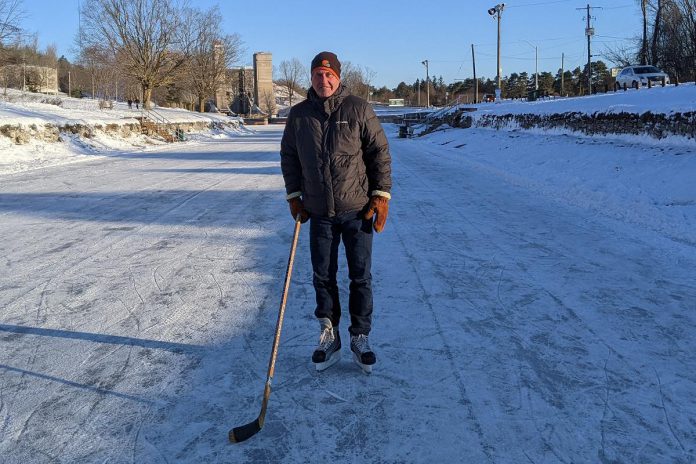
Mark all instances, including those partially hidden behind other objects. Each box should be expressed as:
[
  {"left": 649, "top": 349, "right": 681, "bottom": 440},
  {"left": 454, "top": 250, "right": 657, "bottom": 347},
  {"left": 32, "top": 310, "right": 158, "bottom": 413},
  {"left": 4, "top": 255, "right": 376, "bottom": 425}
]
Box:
[
  {"left": 421, "top": 84, "right": 696, "bottom": 143},
  {"left": 0, "top": 89, "right": 253, "bottom": 175},
  {"left": 462, "top": 83, "right": 696, "bottom": 117}
]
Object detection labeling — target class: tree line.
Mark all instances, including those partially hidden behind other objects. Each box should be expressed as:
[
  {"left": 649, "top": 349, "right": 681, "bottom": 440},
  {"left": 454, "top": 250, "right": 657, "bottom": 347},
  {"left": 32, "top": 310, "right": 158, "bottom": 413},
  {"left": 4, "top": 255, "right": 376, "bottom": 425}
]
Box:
[
  {"left": 365, "top": 60, "right": 615, "bottom": 106},
  {"left": 1, "top": 0, "right": 243, "bottom": 111}
]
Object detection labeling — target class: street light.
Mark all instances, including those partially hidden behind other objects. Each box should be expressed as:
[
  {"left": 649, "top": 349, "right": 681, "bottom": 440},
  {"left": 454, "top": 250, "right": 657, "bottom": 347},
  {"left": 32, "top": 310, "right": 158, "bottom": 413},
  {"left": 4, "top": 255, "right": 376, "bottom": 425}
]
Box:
[
  {"left": 488, "top": 3, "right": 505, "bottom": 100},
  {"left": 421, "top": 59, "right": 429, "bottom": 107},
  {"left": 522, "top": 40, "right": 538, "bottom": 91}
]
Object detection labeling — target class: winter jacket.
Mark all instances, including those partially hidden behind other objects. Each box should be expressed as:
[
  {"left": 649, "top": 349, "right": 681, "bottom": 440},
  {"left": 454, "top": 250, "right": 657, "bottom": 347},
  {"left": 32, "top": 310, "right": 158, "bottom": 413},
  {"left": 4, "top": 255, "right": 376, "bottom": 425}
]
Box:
[{"left": 280, "top": 85, "right": 391, "bottom": 218}]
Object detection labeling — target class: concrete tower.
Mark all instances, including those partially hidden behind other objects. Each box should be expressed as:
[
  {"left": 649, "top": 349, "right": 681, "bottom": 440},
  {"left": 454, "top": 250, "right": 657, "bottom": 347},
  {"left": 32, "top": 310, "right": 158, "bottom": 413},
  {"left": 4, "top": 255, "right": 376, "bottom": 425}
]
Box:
[{"left": 253, "top": 52, "right": 273, "bottom": 113}]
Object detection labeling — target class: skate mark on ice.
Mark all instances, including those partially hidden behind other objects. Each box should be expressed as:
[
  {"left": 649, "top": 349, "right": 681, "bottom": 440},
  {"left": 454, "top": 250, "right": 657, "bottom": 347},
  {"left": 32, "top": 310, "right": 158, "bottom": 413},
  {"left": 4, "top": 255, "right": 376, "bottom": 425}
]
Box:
[
  {"left": 391, "top": 217, "right": 497, "bottom": 462},
  {"left": 654, "top": 368, "right": 687, "bottom": 454}
]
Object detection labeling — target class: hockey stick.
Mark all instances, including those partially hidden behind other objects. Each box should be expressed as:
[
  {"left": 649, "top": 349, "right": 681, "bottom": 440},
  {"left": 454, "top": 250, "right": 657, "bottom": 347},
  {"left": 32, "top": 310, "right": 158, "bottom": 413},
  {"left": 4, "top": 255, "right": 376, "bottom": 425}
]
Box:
[{"left": 229, "top": 215, "right": 302, "bottom": 443}]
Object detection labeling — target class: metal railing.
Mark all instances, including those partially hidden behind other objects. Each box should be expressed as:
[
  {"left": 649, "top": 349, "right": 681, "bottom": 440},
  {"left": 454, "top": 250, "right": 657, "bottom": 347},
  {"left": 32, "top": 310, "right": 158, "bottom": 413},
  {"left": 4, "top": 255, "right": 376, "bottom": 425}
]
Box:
[{"left": 140, "top": 106, "right": 184, "bottom": 142}]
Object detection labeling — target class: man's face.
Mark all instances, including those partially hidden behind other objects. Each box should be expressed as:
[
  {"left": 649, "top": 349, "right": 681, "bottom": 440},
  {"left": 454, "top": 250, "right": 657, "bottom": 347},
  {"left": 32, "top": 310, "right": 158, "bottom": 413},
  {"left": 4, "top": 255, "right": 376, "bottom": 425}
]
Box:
[{"left": 311, "top": 69, "right": 340, "bottom": 98}]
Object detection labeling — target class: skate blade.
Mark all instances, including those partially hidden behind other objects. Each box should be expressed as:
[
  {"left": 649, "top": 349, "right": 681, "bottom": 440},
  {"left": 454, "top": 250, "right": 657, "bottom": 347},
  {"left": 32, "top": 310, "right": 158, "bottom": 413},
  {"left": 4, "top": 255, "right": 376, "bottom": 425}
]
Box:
[
  {"left": 314, "top": 351, "right": 341, "bottom": 372},
  {"left": 352, "top": 352, "right": 373, "bottom": 375}
]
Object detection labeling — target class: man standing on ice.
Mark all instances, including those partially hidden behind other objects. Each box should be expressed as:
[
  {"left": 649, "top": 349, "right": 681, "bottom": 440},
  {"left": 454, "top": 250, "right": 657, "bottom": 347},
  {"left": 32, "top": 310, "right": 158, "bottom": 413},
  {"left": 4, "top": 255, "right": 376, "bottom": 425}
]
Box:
[{"left": 280, "top": 51, "right": 392, "bottom": 374}]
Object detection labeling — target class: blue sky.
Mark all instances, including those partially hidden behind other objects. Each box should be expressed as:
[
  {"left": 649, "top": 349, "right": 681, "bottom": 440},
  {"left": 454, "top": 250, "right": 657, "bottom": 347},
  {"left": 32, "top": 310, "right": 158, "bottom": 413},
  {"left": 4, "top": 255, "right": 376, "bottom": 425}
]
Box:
[{"left": 24, "top": 0, "right": 641, "bottom": 88}]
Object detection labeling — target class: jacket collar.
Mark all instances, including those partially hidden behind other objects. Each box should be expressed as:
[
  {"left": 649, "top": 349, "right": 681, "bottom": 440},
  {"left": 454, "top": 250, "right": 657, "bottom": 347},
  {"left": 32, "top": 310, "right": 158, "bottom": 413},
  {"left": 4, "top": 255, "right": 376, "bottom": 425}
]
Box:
[{"left": 308, "top": 84, "right": 349, "bottom": 116}]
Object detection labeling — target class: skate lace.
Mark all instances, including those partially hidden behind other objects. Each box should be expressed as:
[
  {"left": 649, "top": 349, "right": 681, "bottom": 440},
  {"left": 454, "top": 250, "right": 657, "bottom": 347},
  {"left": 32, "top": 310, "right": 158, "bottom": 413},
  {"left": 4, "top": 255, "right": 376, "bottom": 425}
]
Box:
[
  {"left": 351, "top": 334, "right": 371, "bottom": 354},
  {"left": 318, "top": 327, "right": 335, "bottom": 350}
]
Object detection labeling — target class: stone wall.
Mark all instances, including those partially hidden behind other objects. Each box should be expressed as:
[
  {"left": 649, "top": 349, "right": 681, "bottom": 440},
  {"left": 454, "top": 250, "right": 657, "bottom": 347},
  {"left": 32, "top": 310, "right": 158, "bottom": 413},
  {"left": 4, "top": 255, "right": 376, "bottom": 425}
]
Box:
[
  {"left": 0, "top": 120, "right": 234, "bottom": 145},
  {"left": 438, "top": 109, "right": 696, "bottom": 141}
]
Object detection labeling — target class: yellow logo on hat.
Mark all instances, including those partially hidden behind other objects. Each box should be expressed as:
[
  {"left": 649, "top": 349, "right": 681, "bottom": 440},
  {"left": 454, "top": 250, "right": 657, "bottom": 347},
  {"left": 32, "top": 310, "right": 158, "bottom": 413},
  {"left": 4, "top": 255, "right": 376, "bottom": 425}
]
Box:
[{"left": 322, "top": 59, "right": 331, "bottom": 68}]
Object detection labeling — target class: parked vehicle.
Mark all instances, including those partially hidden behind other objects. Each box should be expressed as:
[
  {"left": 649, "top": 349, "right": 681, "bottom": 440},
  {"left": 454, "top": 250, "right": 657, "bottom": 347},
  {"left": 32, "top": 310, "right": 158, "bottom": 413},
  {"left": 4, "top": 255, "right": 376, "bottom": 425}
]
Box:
[{"left": 615, "top": 65, "right": 670, "bottom": 89}]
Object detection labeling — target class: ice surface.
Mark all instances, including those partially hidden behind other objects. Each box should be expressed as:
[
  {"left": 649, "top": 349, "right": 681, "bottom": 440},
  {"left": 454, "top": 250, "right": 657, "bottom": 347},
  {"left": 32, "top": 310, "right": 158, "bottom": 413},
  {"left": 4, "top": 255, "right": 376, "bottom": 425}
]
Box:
[{"left": 1, "top": 95, "right": 695, "bottom": 462}]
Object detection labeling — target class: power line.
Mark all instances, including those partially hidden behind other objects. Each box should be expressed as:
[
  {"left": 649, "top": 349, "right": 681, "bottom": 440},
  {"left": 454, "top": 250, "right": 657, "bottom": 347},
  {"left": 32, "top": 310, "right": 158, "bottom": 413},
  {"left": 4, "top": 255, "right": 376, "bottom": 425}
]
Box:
[
  {"left": 506, "top": 0, "right": 575, "bottom": 8},
  {"left": 595, "top": 34, "right": 636, "bottom": 40},
  {"left": 599, "top": 4, "right": 635, "bottom": 10}
]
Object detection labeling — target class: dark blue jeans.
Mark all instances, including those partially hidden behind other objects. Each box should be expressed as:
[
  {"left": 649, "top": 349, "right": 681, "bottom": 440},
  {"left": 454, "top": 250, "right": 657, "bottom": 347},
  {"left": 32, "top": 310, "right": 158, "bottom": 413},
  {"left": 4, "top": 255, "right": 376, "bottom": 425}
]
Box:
[{"left": 310, "top": 211, "right": 373, "bottom": 336}]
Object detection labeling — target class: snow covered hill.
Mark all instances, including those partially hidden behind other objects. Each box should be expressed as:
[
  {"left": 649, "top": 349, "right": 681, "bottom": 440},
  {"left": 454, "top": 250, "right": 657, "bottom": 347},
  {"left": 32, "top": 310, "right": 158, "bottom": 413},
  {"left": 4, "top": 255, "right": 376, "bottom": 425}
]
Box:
[{"left": 0, "top": 90, "right": 248, "bottom": 175}]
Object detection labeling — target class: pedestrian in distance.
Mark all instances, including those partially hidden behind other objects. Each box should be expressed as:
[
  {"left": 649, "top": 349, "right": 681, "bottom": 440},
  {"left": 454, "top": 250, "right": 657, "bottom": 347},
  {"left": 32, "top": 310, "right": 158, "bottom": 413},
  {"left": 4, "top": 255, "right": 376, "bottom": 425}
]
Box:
[
  {"left": 134, "top": 98, "right": 140, "bottom": 110},
  {"left": 280, "top": 51, "right": 392, "bottom": 374},
  {"left": 127, "top": 99, "right": 132, "bottom": 109}
]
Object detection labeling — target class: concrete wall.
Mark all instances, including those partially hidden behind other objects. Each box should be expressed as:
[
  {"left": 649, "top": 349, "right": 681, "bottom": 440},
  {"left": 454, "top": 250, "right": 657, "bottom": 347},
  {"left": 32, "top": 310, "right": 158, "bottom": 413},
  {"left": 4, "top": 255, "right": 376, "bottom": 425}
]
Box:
[{"left": 1, "top": 65, "right": 58, "bottom": 94}]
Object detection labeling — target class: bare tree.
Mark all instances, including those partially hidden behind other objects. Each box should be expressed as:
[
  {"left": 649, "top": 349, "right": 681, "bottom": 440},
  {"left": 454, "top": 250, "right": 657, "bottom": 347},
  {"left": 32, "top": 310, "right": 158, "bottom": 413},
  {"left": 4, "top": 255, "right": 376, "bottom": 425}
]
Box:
[
  {"left": 260, "top": 89, "right": 276, "bottom": 117},
  {"left": 641, "top": 0, "right": 649, "bottom": 64},
  {"left": 650, "top": 0, "right": 665, "bottom": 65},
  {"left": 680, "top": 0, "right": 696, "bottom": 81},
  {"left": 339, "top": 61, "right": 373, "bottom": 98},
  {"left": 178, "top": 6, "right": 242, "bottom": 112},
  {"left": 278, "top": 58, "right": 305, "bottom": 107},
  {"left": 0, "top": 0, "right": 23, "bottom": 47},
  {"left": 639, "top": 0, "right": 696, "bottom": 81},
  {"left": 81, "top": 0, "right": 185, "bottom": 109},
  {"left": 602, "top": 42, "right": 636, "bottom": 68},
  {"left": 362, "top": 66, "right": 376, "bottom": 101}
]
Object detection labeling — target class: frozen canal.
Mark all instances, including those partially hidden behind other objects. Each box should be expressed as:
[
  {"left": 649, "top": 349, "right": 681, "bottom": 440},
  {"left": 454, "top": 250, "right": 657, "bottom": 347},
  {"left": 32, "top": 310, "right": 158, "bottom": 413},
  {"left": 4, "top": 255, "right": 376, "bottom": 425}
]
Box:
[{"left": 1, "top": 125, "right": 694, "bottom": 462}]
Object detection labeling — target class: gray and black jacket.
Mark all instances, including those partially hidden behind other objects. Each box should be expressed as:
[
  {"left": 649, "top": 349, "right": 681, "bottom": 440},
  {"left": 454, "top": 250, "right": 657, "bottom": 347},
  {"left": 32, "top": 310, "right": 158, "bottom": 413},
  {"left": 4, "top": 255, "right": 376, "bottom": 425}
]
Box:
[{"left": 280, "top": 85, "right": 392, "bottom": 218}]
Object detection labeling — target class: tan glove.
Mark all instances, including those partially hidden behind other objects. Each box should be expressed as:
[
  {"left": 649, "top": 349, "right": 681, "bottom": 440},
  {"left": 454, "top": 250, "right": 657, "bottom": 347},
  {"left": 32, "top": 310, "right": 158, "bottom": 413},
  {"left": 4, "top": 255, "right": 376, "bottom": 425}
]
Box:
[
  {"left": 363, "top": 196, "right": 389, "bottom": 233},
  {"left": 288, "top": 197, "right": 309, "bottom": 223}
]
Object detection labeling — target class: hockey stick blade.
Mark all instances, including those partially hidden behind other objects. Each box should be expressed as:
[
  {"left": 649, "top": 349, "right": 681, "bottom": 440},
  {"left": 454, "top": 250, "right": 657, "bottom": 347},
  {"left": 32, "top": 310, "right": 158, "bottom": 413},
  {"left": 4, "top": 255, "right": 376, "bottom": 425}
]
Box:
[{"left": 229, "top": 418, "right": 261, "bottom": 443}]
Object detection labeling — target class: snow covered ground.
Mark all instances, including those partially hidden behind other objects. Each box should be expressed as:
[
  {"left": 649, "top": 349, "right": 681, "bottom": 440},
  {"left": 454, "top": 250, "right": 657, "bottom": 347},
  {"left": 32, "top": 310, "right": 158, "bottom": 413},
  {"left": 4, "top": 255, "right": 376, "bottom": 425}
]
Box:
[
  {"left": 460, "top": 82, "right": 696, "bottom": 116},
  {"left": 0, "top": 89, "right": 235, "bottom": 126},
  {"left": 1, "top": 93, "right": 696, "bottom": 462}
]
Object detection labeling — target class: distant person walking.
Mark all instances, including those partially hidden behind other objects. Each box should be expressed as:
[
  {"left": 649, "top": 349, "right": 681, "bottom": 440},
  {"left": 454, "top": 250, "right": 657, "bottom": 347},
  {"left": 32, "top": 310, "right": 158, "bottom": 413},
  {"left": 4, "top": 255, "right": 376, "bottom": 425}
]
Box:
[
  {"left": 134, "top": 98, "right": 140, "bottom": 110},
  {"left": 127, "top": 99, "right": 133, "bottom": 109},
  {"left": 280, "top": 51, "right": 392, "bottom": 374}
]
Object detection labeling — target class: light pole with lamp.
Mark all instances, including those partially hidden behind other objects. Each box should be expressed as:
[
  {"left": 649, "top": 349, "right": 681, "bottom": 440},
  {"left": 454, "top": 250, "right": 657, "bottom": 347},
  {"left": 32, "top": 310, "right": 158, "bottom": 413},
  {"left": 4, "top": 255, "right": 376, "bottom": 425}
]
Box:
[
  {"left": 488, "top": 3, "right": 505, "bottom": 101},
  {"left": 421, "top": 59, "right": 429, "bottom": 107},
  {"left": 522, "top": 40, "right": 538, "bottom": 91}
]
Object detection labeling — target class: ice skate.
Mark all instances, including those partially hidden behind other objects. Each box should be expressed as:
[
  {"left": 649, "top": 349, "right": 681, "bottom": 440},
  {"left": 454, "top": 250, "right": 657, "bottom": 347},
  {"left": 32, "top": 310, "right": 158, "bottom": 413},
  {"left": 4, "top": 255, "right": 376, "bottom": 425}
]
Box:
[
  {"left": 350, "top": 334, "right": 376, "bottom": 374},
  {"left": 312, "top": 318, "right": 341, "bottom": 371}
]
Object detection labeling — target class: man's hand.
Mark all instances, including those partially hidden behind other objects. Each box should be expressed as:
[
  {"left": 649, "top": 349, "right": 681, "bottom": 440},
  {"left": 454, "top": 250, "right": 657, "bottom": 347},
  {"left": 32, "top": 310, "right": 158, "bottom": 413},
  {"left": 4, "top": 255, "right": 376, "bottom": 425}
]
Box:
[
  {"left": 363, "top": 196, "right": 389, "bottom": 233},
  {"left": 288, "top": 197, "right": 309, "bottom": 223}
]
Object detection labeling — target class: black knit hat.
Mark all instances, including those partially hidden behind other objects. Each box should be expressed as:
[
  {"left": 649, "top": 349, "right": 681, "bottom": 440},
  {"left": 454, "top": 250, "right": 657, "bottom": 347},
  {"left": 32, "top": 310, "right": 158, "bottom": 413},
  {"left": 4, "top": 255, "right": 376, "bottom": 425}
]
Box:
[{"left": 311, "top": 51, "right": 341, "bottom": 78}]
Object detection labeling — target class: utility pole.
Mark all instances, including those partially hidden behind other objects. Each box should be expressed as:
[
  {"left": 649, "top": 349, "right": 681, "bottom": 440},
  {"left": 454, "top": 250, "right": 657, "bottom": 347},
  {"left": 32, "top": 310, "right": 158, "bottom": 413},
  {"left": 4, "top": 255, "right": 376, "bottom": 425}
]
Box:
[
  {"left": 417, "top": 80, "right": 421, "bottom": 106},
  {"left": 577, "top": 4, "right": 601, "bottom": 95},
  {"left": 422, "top": 59, "right": 429, "bottom": 107},
  {"left": 534, "top": 46, "right": 538, "bottom": 90},
  {"left": 488, "top": 4, "right": 506, "bottom": 100},
  {"left": 585, "top": 4, "right": 592, "bottom": 94},
  {"left": 561, "top": 53, "right": 565, "bottom": 96},
  {"left": 22, "top": 45, "right": 26, "bottom": 94},
  {"left": 471, "top": 44, "right": 478, "bottom": 103}
]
